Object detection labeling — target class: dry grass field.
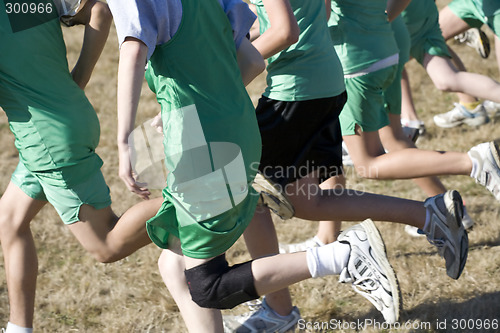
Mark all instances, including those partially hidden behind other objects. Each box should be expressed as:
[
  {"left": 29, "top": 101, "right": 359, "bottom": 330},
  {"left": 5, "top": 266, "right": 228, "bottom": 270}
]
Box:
[{"left": 1, "top": 1, "right": 500, "bottom": 331}]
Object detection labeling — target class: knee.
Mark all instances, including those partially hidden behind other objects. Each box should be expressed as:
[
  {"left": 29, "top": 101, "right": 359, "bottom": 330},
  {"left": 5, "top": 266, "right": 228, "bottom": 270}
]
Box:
[
  {"left": 432, "top": 76, "right": 455, "bottom": 92},
  {"left": 88, "top": 247, "right": 120, "bottom": 263},
  {"left": 354, "top": 162, "right": 379, "bottom": 179},
  {"left": 184, "top": 255, "right": 258, "bottom": 309}
]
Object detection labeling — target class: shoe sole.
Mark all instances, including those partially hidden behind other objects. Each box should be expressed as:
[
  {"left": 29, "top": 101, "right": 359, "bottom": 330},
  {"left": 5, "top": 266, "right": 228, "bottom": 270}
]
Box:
[
  {"left": 489, "top": 140, "right": 500, "bottom": 168},
  {"left": 434, "top": 115, "right": 488, "bottom": 128},
  {"left": 252, "top": 173, "right": 295, "bottom": 220},
  {"left": 446, "top": 190, "right": 468, "bottom": 280},
  {"left": 360, "top": 219, "right": 401, "bottom": 323},
  {"left": 475, "top": 29, "right": 491, "bottom": 59}
]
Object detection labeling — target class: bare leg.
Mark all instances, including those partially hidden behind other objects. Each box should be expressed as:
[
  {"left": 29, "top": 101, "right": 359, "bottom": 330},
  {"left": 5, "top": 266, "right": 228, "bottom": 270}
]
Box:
[
  {"left": 0, "top": 183, "right": 47, "bottom": 328},
  {"left": 282, "top": 172, "right": 427, "bottom": 228},
  {"left": 423, "top": 53, "right": 500, "bottom": 103},
  {"left": 379, "top": 113, "right": 446, "bottom": 196},
  {"left": 400, "top": 68, "right": 421, "bottom": 122},
  {"left": 159, "top": 238, "right": 223, "bottom": 333},
  {"left": 439, "top": 6, "right": 472, "bottom": 40},
  {"left": 243, "top": 207, "right": 293, "bottom": 316},
  {"left": 67, "top": 197, "right": 163, "bottom": 263},
  {"left": 343, "top": 128, "right": 472, "bottom": 180},
  {"left": 315, "top": 175, "right": 344, "bottom": 244},
  {"left": 496, "top": 35, "right": 500, "bottom": 78}
]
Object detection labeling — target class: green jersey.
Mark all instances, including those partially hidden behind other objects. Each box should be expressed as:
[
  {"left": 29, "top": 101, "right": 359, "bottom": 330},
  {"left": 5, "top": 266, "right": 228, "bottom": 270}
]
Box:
[
  {"left": 0, "top": 1, "right": 102, "bottom": 186},
  {"left": 328, "top": 0, "right": 399, "bottom": 75},
  {"left": 143, "top": 0, "right": 261, "bottom": 258},
  {"left": 252, "top": 0, "right": 345, "bottom": 101}
]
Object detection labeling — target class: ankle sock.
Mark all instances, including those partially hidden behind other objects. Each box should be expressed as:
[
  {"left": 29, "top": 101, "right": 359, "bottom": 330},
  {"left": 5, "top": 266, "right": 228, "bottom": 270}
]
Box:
[
  {"left": 306, "top": 241, "right": 350, "bottom": 278},
  {"left": 6, "top": 322, "right": 33, "bottom": 333},
  {"left": 460, "top": 101, "right": 481, "bottom": 111}
]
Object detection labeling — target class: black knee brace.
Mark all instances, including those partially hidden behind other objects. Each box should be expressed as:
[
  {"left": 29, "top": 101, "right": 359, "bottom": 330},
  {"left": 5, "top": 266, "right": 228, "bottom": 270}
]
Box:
[{"left": 184, "top": 254, "right": 259, "bottom": 309}]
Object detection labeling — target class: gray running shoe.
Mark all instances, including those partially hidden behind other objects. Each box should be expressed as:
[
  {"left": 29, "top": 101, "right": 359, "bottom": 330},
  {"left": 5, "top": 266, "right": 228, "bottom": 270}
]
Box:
[
  {"left": 223, "top": 298, "right": 300, "bottom": 333},
  {"left": 338, "top": 219, "right": 401, "bottom": 324},
  {"left": 405, "top": 206, "right": 474, "bottom": 237},
  {"left": 423, "top": 190, "right": 468, "bottom": 280}
]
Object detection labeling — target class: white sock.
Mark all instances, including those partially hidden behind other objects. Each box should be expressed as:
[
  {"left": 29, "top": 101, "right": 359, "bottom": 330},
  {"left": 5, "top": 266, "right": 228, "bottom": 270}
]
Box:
[
  {"left": 5, "top": 322, "right": 33, "bottom": 333},
  {"left": 306, "top": 241, "right": 350, "bottom": 278}
]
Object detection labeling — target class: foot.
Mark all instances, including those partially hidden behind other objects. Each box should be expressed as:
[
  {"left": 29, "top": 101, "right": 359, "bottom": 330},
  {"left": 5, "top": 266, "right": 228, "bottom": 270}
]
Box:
[
  {"left": 423, "top": 190, "right": 468, "bottom": 279},
  {"left": 454, "top": 28, "right": 491, "bottom": 58},
  {"left": 252, "top": 173, "right": 295, "bottom": 220},
  {"left": 483, "top": 100, "right": 500, "bottom": 119},
  {"left": 468, "top": 140, "right": 500, "bottom": 201},
  {"left": 223, "top": 298, "right": 301, "bottom": 333},
  {"left": 405, "top": 206, "right": 474, "bottom": 237},
  {"left": 338, "top": 219, "right": 401, "bottom": 324},
  {"left": 342, "top": 141, "right": 354, "bottom": 167},
  {"left": 279, "top": 236, "right": 324, "bottom": 253},
  {"left": 433, "top": 103, "right": 489, "bottom": 128}
]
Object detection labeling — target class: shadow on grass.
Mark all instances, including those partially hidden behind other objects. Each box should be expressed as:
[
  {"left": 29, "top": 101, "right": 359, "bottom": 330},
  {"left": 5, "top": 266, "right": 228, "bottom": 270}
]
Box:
[
  {"left": 324, "top": 291, "right": 500, "bottom": 333},
  {"left": 393, "top": 229, "right": 500, "bottom": 260}
]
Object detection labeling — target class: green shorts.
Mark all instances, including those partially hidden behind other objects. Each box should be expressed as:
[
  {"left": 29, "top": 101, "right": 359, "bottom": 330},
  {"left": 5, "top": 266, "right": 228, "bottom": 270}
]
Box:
[
  {"left": 11, "top": 162, "right": 111, "bottom": 224},
  {"left": 410, "top": 25, "right": 451, "bottom": 65},
  {"left": 146, "top": 187, "right": 259, "bottom": 259},
  {"left": 340, "top": 65, "right": 397, "bottom": 135},
  {"left": 384, "top": 17, "right": 411, "bottom": 115},
  {"left": 448, "top": 0, "right": 500, "bottom": 37}
]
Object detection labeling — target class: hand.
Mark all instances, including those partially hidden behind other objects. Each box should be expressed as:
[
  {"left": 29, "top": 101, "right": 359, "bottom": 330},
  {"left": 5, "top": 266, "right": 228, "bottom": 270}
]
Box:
[
  {"left": 150, "top": 112, "right": 163, "bottom": 134},
  {"left": 118, "top": 142, "right": 151, "bottom": 200}
]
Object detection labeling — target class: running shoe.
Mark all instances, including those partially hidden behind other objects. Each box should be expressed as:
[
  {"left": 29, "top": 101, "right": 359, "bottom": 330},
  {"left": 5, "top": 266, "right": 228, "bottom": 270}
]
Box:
[
  {"left": 454, "top": 28, "right": 491, "bottom": 58},
  {"left": 223, "top": 297, "right": 301, "bottom": 333},
  {"left": 433, "top": 103, "right": 489, "bottom": 128},
  {"left": 252, "top": 173, "right": 295, "bottom": 220},
  {"left": 342, "top": 141, "right": 354, "bottom": 167},
  {"left": 279, "top": 236, "right": 324, "bottom": 253},
  {"left": 405, "top": 206, "right": 474, "bottom": 237},
  {"left": 338, "top": 219, "right": 401, "bottom": 324},
  {"left": 468, "top": 140, "right": 500, "bottom": 201},
  {"left": 423, "top": 190, "right": 468, "bottom": 279},
  {"left": 483, "top": 100, "right": 500, "bottom": 119}
]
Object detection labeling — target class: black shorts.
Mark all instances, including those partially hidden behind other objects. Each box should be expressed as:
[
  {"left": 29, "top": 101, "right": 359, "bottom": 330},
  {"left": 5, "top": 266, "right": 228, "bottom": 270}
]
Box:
[{"left": 257, "top": 91, "right": 347, "bottom": 186}]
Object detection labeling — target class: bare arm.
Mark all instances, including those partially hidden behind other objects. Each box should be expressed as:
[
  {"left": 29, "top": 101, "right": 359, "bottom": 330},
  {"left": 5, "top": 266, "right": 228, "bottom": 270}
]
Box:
[
  {"left": 386, "top": 0, "right": 411, "bottom": 22},
  {"left": 116, "top": 38, "right": 151, "bottom": 199},
  {"left": 69, "top": 0, "right": 112, "bottom": 89},
  {"left": 325, "top": 0, "right": 331, "bottom": 21},
  {"left": 251, "top": 0, "right": 299, "bottom": 59},
  {"left": 237, "top": 38, "right": 266, "bottom": 86}
]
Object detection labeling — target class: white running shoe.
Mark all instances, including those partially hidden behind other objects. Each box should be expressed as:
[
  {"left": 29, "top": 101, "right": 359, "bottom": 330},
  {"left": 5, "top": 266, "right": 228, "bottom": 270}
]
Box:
[
  {"left": 483, "top": 100, "right": 500, "bottom": 119},
  {"left": 454, "top": 28, "right": 491, "bottom": 58},
  {"left": 279, "top": 236, "right": 324, "bottom": 253},
  {"left": 338, "top": 219, "right": 400, "bottom": 324},
  {"left": 252, "top": 173, "right": 295, "bottom": 220},
  {"left": 433, "top": 103, "right": 489, "bottom": 128},
  {"left": 423, "top": 190, "right": 468, "bottom": 280},
  {"left": 468, "top": 140, "right": 500, "bottom": 201},
  {"left": 223, "top": 298, "right": 301, "bottom": 333},
  {"left": 342, "top": 141, "right": 354, "bottom": 167},
  {"left": 405, "top": 206, "right": 474, "bottom": 237}
]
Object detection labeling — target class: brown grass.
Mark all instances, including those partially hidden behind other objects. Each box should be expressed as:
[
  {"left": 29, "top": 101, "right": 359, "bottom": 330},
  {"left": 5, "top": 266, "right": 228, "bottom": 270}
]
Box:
[{"left": 1, "top": 1, "right": 500, "bottom": 331}]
